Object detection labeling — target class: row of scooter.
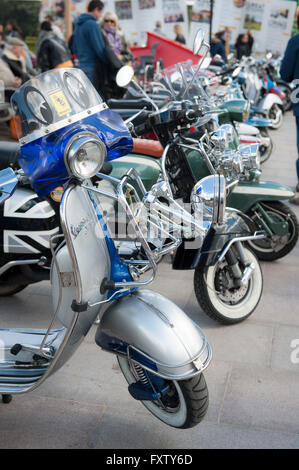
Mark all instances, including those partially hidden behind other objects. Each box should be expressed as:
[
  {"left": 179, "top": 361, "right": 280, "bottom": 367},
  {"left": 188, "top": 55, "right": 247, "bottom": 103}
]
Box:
[{"left": 0, "top": 30, "right": 296, "bottom": 430}]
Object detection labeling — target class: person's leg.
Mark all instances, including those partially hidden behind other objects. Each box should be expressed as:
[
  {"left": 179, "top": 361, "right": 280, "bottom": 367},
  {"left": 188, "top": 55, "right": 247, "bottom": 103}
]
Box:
[{"left": 296, "top": 116, "right": 299, "bottom": 191}]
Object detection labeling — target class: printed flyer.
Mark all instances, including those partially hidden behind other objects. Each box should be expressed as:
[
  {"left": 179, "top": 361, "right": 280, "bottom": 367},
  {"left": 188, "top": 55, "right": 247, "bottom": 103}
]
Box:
[{"left": 162, "top": 0, "right": 185, "bottom": 24}]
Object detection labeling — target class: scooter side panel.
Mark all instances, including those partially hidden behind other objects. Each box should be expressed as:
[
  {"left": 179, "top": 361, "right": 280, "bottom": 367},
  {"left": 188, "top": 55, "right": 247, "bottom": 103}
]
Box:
[{"left": 228, "top": 180, "right": 295, "bottom": 212}]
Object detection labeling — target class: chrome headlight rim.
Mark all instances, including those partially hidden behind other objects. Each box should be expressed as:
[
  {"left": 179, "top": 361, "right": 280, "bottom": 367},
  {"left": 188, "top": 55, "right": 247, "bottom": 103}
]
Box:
[
  {"left": 64, "top": 131, "right": 107, "bottom": 180},
  {"left": 238, "top": 143, "right": 260, "bottom": 171},
  {"left": 191, "top": 174, "right": 226, "bottom": 227}
]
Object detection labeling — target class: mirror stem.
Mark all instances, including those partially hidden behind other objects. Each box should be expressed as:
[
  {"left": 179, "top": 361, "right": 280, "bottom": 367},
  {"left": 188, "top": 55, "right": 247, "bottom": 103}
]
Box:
[
  {"left": 130, "top": 80, "right": 159, "bottom": 112},
  {"left": 181, "top": 43, "right": 209, "bottom": 99}
]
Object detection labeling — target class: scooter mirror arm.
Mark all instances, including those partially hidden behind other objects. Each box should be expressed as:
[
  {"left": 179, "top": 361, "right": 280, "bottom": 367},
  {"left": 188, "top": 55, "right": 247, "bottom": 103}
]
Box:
[
  {"left": 130, "top": 80, "right": 159, "bottom": 112},
  {"left": 181, "top": 42, "right": 210, "bottom": 100}
]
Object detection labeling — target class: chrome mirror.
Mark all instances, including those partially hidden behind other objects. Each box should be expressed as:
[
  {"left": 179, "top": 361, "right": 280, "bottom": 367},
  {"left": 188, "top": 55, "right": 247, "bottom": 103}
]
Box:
[
  {"left": 116, "top": 65, "right": 159, "bottom": 111},
  {"left": 193, "top": 30, "right": 205, "bottom": 55},
  {"left": 116, "top": 65, "right": 135, "bottom": 88}
]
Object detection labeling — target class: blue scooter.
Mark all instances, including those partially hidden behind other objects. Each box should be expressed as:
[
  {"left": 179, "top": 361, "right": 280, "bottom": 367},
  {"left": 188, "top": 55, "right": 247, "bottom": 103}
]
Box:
[{"left": 0, "top": 67, "right": 215, "bottom": 428}]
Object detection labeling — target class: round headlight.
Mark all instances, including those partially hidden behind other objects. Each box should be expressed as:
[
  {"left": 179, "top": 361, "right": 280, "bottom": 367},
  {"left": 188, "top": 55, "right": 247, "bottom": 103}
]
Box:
[
  {"left": 238, "top": 143, "right": 260, "bottom": 171},
  {"left": 65, "top": 134, "right": 106, "bottom": 179},
  {"left": 211, "top": 129, "right": 228, "bottom": 152},
  {"left": 191, "top": 174, "right": 226, "bottom": 226}
]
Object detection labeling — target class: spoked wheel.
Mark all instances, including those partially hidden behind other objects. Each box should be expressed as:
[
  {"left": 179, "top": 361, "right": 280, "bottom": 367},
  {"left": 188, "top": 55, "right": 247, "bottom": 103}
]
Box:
[
  {"left": 118, "top": 356, "right": 209, "bottom": 429},
  {"left": 247, "top": 201, "right": 299, "bottom": 261},
  {"left": 259, "top": 128, "right": 273, "bottom": 164},
  {"left": 269, "top": 104, "right": 283, "bottom": 130},
  {"left": 194, "top": 246, "right": 263, "bottom": 325}
]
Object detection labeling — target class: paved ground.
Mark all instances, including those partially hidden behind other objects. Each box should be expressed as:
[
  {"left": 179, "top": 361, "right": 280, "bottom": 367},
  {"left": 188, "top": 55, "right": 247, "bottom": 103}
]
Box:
[{"left": 0, "top": 114, "right": 299, "bottom": 449}]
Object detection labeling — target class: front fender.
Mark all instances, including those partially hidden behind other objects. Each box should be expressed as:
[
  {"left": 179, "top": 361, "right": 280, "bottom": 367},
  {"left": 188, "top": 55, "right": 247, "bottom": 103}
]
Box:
[
  {"left": 228, "top": 180, "right": 295, "bottom": 212},
  {"left": 259, "top": 93, "right": 283, "bottom": 111},
  {"left": 95, "top": 289, "right": 212, "bottom": 380}
]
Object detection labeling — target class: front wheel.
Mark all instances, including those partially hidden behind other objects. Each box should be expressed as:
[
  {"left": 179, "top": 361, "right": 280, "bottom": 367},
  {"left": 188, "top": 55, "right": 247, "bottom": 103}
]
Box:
[
  {"left": 118, "top": 356, "right": 209, "bottom": 429},
  {"left": 194, "top": 247, "right": 263, "bottom": 325},
  {"left": 247, "top": 201, "right": 299, "bottom": 261},
  {"left": 277, "top": 83, "right": 292, "bottom": 112},
  {"left": 269, "top": 103, "right": 283, "bottom": 130},
  {"left": 259, "top": 128, "right": 273, "bottom": 164}
]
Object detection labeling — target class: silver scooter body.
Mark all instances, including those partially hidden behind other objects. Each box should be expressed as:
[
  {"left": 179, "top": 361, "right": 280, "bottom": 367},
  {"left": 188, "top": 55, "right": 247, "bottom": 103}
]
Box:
[{"left": 0, "top": 170, "right": 211, "bottom": 396}]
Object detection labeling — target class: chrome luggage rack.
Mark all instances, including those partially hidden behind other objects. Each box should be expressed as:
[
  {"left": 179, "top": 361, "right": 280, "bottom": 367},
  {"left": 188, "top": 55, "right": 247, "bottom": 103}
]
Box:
[{"left": 82, "top": 168, "right": 188, "bottom": 287}]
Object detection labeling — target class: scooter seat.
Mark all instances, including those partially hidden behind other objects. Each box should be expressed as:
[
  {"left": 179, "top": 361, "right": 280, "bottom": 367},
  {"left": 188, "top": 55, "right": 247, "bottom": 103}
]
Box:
[
  {"left": 132, "top": 138, "right": 163, "bottom": 158},
  {"left": 0, "top": 141, "right": 20, "bottom": 170}
]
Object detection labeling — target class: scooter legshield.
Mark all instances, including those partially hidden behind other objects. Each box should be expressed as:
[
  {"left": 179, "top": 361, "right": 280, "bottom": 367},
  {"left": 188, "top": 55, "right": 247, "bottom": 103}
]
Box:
[
  {"left": 228, "top": 180, "right": 295, "bottom": 212},
  {"left": 95, "top": 289, "right": 212, "bottom": 381}
]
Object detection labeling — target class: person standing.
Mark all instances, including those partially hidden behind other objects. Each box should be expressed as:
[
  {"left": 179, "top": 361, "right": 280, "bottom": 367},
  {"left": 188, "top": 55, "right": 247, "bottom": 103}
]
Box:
[
  {"left": 101, "top": 12, "right": 131, "bottom": 63},
  {"left": 5, "top": 20, "right": 23, "bottom": 40},
  {"left": 173, "top": 24, "right": 186, "bottom": 45},
  {"left": 2, "top": 37, "right": 30, "bottom": 84},
  {"left": 72, "top": 0, "right": 107, "bottom": 84},
  {"left": 45, "top": 15, "right": 65, "bottom": 40},
  {"left": 36, "top": 21, "right": 73, "bottom": 72},
  {"left": 235, "top": 33, "right": 251, "bottom": 60},
  {"left": 280, "top": 7, "right": 299, "bottom": 200},
  {"left": 211, "top": 34, "right": 226, "bottom": 64},
  {"left": 153, "top": 21, "right": 166, "bottom": 37},
  {"left": 247, "top": 30, "right": 254, "bottom": 55}
]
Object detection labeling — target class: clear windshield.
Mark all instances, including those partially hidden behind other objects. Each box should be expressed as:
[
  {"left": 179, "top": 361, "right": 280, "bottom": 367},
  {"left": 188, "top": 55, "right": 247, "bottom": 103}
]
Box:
[
  {"left": 11, "top": 68, "right": 104, "bottom": 143},
  {"left": 155, "top": 61, "right": 212, "bottom": 110}
]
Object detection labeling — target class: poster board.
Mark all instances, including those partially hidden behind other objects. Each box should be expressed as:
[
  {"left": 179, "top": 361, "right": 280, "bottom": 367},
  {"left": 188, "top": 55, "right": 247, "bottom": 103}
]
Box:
[{"left": 39, "top": 0, "right": 297, "bottom": 55}]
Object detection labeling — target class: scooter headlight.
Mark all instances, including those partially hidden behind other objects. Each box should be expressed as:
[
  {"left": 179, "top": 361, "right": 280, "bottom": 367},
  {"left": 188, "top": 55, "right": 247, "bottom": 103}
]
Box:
[
  {"left": 65, "top": 134, "right": 107, "bottom": 179},
  {"left": 191, "top": 174, "right": 226, "bottom": 226},
  {"left": 238, "top": 143, "right": 260, "bottom": 171}
]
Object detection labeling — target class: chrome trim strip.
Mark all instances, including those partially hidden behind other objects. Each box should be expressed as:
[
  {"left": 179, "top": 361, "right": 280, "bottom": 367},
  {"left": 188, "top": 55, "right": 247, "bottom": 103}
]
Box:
[
  {"left": 0, "top": 258, "right": 45, "bottom": 277},
  {"left": 20, "top": 103, "right": 108, "bottom": 146}
]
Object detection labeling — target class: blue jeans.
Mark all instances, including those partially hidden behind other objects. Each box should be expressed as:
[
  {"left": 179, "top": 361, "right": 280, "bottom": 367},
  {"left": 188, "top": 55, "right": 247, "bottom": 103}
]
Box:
[{"left": 296, "top": 117, "right": 299, "bottom": 182}]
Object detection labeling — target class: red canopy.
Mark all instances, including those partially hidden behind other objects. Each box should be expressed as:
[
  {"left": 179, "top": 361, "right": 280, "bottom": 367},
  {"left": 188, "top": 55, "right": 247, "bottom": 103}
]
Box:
[{"left": 131, "top": 32, "right": 199, "bottom": 69}]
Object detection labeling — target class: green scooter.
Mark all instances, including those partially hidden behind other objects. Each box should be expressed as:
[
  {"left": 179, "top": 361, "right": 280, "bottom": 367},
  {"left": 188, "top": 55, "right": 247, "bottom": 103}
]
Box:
[{"left": 109, "top": 61, "right": 298, "bottom": 262}]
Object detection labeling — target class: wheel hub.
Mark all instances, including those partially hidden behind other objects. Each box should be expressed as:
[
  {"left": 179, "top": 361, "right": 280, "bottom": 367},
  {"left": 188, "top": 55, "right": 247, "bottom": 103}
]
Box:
[{"left": 215, "top": 264, "right": 250, "bottom": 304}]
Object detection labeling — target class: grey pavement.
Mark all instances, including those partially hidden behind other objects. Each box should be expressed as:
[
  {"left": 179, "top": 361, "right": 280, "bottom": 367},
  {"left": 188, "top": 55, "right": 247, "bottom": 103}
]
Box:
[{"left": 0, "top": 113, "right": 299, "bottom": 449}]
